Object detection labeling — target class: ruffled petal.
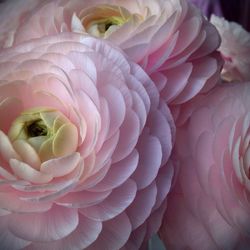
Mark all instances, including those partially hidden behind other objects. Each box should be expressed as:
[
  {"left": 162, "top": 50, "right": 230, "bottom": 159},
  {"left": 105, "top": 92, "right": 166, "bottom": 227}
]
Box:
[
  {"left": 10, "top": 159, "right": 53, "bottom": 184},
  {"left": 132, "top": 134, "right": 162, "bottom": 189},
  {"left": 126, "top": 182, "right": 157, "bottom": 230},
  {"left": 9, "top": 205, "right": 79, "bottom": 242},
  {"left": 80, "top": 179, "right": 136, "bottom": 221},
  {"left": 0, "top": 216, "right": 31, "bottom": 250},
  {"left": 89, "top": 150, "right": 138, "bottom": 192},
  {"left": 25, "top": 214, "right": 101, "bottom": 250},
  {"left": 40, "top": 152, "right": 80, "bottom": 177},
  {"left": 86, "top": 212, "right": 132, "bottom": 250}
]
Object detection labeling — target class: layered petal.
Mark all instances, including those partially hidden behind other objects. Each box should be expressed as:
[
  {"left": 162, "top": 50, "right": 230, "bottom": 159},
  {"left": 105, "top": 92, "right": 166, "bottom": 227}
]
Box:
[
  {"left": 7, "top": 0, "right": 222, "bottom": 106},
  {"left": 160, "top": 82, "right": 250, "bottom": 249},
  {"left": 0, "top": 33, "right": 174, "bottom": 249}
]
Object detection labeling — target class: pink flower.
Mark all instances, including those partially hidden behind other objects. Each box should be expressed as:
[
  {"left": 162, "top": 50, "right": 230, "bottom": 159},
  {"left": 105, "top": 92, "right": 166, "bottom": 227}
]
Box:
[
  {"left": 8, "top": 0, "right": 222, "bottom": 105},
  {"left": 211, "top": 15, "right": 250, "bottom": 82},
  {"left": 160, "top": 83, "right": 250, "bottom": 249},
  {"left": 0, "top": 0, "right": 44, "bottom": 50},
  {"left": 0, "top": 33, "right": 174, "bottom": 249}
]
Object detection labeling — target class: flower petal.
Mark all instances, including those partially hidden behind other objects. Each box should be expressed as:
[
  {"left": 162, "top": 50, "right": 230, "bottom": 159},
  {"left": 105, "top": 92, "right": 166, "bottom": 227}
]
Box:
[
  {"left": 10, "top": 159, "right": 53, "bottom": 184},
  {"left": 86, "top": 212, "right": 132, "bottom": 250},
  {"left": 0, "top": 216, "right": 31, "bottom": 250},
  {"left": 80, "top": 179, "right": 136, "bottom": 221},
  {"left": 0, "top": 131, "right": 21, "bottom": 163},
  {"left": 9, "top": 205, "right": 79, "bottom": 242},
  {"left": 12, "top": 139, "right": 41, "bottom": 170},
  {"left": 40, "top": 152, "right": 80, "bottom": 177},
  {"left": 25, "top": 214, "right": 101, "bottom": 250},
  {"left": 126, "top": 181, "right": 157, "bottom": 230},
  {"left": 56, "top": 189, "right": 112, "bottom": 208},
  {"left": 132, "top": 134, "right": 162, "bottom": 189},
  {"left": 89, "top": 150, "right": 138, "bottom": 192}
]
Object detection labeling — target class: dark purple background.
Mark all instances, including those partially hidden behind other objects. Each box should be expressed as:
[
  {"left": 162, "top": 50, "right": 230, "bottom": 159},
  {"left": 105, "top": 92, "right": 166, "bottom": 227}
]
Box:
[
  {"left": 220, "top": 0, "right": 250, "bottom": 31},
  {"left": 189, "top": 0, "right": 250, "bottom": 31}
]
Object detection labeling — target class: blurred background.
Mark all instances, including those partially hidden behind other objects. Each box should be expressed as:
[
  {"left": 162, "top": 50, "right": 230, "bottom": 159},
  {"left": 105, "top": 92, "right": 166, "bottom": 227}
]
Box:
[{"left": 189, "top": 0, "right": 250, "bottom": 31}]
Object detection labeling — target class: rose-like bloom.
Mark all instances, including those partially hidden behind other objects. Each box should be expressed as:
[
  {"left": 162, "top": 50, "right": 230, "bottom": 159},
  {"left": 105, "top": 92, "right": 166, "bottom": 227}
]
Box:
[
  {"left": 0, "top": 32, "right": 174, "bottom": 250},
  {"left": 160, "top": 83, "right": 250, "bottom": 249},
  {"left": 4, "top": 0, "right": 222, "bottom": 105},
  {"left": 211, "top": 15, "right": 250, "bottom": 82},
  {"left": 0, "top": 0, "right": 44, "bottom": 50}
]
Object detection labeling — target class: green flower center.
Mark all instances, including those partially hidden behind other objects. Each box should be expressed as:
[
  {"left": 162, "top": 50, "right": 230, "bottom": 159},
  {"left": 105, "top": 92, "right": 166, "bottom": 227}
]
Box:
[
  {"left": 89, "top": 16, "right": 125, "bottom": 34},
  {"left": 79, "top": 5, "right": 133, "bottom": 38},
  {"left": 8, "top": 107, "right": 79, "bottom": 162}
]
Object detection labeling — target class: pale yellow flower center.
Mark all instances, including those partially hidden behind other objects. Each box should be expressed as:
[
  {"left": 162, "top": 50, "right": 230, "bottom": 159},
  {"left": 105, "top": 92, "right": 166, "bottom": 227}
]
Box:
[
  {"left": 86, "top": 16, "right": 125, "bottom": 37},
  {"left": 71, "top": 4, "right": 145, "bottom": 38},
  {"left": 8, "top": 107, "right": 78, "bottom": 162}
]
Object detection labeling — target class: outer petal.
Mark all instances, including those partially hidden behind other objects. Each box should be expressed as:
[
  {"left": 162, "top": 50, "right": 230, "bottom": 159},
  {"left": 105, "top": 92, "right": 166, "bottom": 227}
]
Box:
[
  {"left": 86, "top": 212, "right": 132, "bottom": 250},
  {"left": 80, "top": 179, "right": 136, "bottom": 221},
  {"left": 25, "top": 214, "right": 102, "bottom": 250},
  {"left": 0, "top": 216, "right": 31, "bottom": 250},
  {"left": 9, "top": 205, "right": 79, "bottom": 242},
  {"left": 161, "top": 82, "right": 250, "bottom": 249}
]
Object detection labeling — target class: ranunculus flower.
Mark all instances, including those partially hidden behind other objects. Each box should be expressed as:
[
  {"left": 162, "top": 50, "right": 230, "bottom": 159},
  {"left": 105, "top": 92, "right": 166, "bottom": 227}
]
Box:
[
  {"left": 5, "top": 0, "right": 222, "bottom": 105},
  {"left": 211, "top": 15, "right": 250, "bottom": 82},
  {"left": 0, "top": 0, "right": 44, "bottom": 49},
  {"left": 0, "top": 33, "right": 175, "bottom": 249},
  {"left": 160, "top": 82, "right": 250, "bottom": 249}
]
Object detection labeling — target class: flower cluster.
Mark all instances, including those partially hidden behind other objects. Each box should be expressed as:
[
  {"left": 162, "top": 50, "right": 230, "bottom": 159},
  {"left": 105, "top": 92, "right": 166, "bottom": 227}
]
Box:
[
  {"left": 159, "top": 13, "right": 250, "bottom": 250},
  {"left": 0, "top": 0, "right": 249, "bottom": 249}
]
